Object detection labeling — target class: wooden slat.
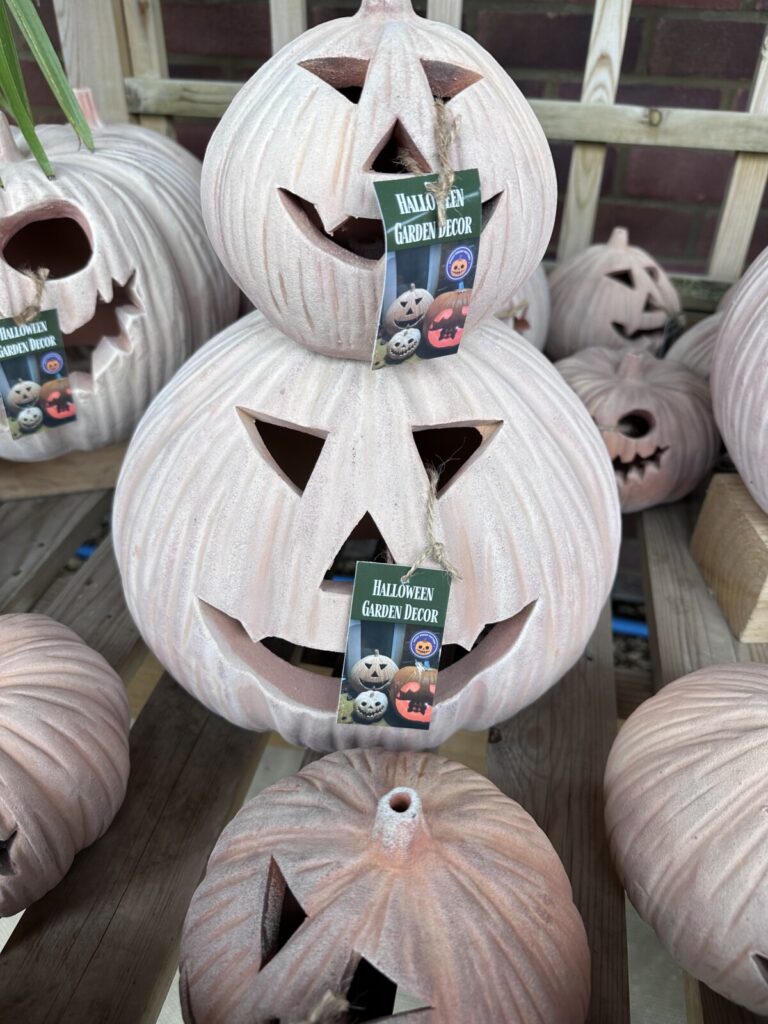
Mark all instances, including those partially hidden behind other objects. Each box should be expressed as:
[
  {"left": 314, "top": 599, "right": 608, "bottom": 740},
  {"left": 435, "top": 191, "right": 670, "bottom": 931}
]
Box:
[
  {"left": 270, "top": 0, "right": 306, "bottom": 53},
  {"left": 615, "top": 666, "right": 653, "bottom": 720},
  {"left": 120, "top": 0, "right": 172, "bottom": 134},
  {"left": 709, "top": 28, "right": 768, "bottom": 281},
  {"left": 0, "top": 491, "right": 109, "bottom": 613},
  {"left": 485, "top": 607, "right": 630, "bottom": 1024},
  {"left": 426, "top": 0, "right": 463, "bottom": 27},
  {"left": 0, "top": 443, "right": 126, "bottom": 501},
  {"left": 558, "top": 0, "right": 633, "bottom": 261},
  {"left": 53, "top": 0, "right": 129, "bottom": 122}
]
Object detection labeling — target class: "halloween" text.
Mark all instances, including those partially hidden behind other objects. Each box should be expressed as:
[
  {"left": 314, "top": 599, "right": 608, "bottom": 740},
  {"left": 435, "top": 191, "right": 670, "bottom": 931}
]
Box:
[{"left": 372, "top": 579, "right": 434, "bottom": 602}]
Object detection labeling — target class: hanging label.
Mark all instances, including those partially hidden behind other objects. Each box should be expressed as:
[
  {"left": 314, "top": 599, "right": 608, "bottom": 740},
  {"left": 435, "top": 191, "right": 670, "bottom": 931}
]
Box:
[
  {"left": 337, "top": 561, "right": 452, "bottom": 732},
  {"left": 0, "top": 309, "right": 77, "bottom": 440},
  {"left": 372, "top": 169, "right": 482, "bottom": 370}
]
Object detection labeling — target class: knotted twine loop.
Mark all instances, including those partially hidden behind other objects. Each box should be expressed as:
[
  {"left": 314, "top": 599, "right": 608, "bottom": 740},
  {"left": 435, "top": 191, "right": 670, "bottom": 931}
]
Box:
[
  {"left": 401, "top": 465, "right": 462, "bottom": 584},
  {"left": 397, "top": 99, "right": 461, "bottom": 230},
  {"left": 10, "top": 267, "right": 50, "bottom": 326},
  {"left": 289, "top": 992, "right": 350, "bottom": 1024}
]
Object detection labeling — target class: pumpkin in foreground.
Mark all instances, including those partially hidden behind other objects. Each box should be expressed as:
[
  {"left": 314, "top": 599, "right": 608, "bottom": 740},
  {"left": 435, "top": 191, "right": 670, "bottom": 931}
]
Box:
[
  {"left": 113, "top": 311, "right": 620, "bottom": 751},
  {"left": 179, "top": 749, "right": 590, "bottom": 1024},
  {"left": 0, "top": 614, "right": 130, "bottom": 916},
  {"left": 605, "top": 663, "right": 768, "bottom": 1014}
]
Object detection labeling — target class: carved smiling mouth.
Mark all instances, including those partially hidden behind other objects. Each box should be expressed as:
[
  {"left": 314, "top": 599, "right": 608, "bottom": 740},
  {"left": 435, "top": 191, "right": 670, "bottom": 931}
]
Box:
[
  {"left": 612, "top": 446, "right": 669, "bottom": 482},
  {"left": 63, "top": 272, "right": 142, "bottom": 375},
  {"left": 611, "top": 321, "right": 662, "bottom": 342},
  {"left": 199, "top": 597, "right": 537, "bottom": 711}
]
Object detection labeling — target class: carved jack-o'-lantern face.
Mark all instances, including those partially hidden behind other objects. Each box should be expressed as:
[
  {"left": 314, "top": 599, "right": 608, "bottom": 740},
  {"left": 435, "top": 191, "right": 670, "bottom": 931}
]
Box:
[
  {"left": 201, "top": 0, "right": 556, "bottom": 360},
  {"left": 392, "top": 665, "right": 437, "bottom": 726},
  {"left": 353, "top": 689, "right": 388, "bottom": 722},
  {"left": 347, "top": 649, "right": 398, "bottom": 693},
  {"left": 385, "top": 327, "right": 420, "bottom": 363},
  {"left": 114, "top": 312, "right": 620, "bottom": 751},
  {"left": 547, "top": 227, "right": 681, "bottom": 361},
  {"left": 383, "top": 283, "right": 432, "bottom": 336},
  {"left": 7, "top": 379, "right": 40, "bottom": 409},
  {"left": 39, "top": 378, "right": 75, "bottom": 425},
  {"left": 422, "top": 289, "right": 471, "bottom": 354},
  {"left": 557, "top": 347, "right": 719, "bottom": 513},
  {"left": 16, "top": 405, "right": 43, "bottom": 433}
]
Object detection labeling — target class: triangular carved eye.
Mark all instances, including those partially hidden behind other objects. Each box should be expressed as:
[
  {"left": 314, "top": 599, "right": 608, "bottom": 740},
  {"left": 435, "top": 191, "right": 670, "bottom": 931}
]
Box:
[
  {"left": 421, "top": 59, "right": 483, "bottom": 102},
  {"left": 345, "top": 953, "right": 433, "bottom": 1022},
  {"left": 607, "top": 269, "right": 635, "bottom": 288},
  {"left": 0, "top": 830, "right": 16, "bottom": 876},
  {"left": 412, "top": 421, "right": 501, "bottom": 496},
  {"left": 300, "top": 57, "right": 370, "bottom": 103},
  {"left": 754, "top": 953, "right": 768, "bottom": 986},
  {"left": 239, "top": 408, "right": 327, "bottom": 495},
  {"left": 260, "top": 857, "right": 308, "bottom": 969}
]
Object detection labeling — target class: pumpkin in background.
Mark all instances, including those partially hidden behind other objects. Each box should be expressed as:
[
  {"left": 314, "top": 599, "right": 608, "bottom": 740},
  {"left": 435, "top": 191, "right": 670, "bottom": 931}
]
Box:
[
  {"left": 113, "top": 311, "right": 620, "bottom": 751},
  {"left": 382, "top": 283, "right": 433, "bottom": 337},
  {"left": 0, "top": 90, "right": 238, "bottom": 462},
  {"left": 420, "top": 289, "right": 471, "bottom": 355},
  {"left": 557, "top": 348, "right": 719, "bottom": 513},
  {"left": 666, "top": 312, "right": 722, "bottom": 380},
  {"left": 346, "top": 649, "right": 398, "bottom": 694},
  {"left": 712, "top": 247, "right": 768, "bottom": 514},
  {"left": 0, "top": 614, "right": 130, "bottom": 916},
  {"left": 497, "top": 262, "right": 550, "bottom": 351},
  {"left": 392, "top": 664, "right": 437, "bottom": 725},
  {"left": 179, "top": 749, "right": 590, "bottom": 1024},
  {"left": 201, "top": 0, "right": 556, "bottom": 360},
  {"left": 39, "top": 377, "right": 76, "bottom": 426},
  {"left": 547, "top": 227, "right": 681, "bottom": 361},
  {"left": 605, "top": 663, "right": 768, "bottom": 1015}
]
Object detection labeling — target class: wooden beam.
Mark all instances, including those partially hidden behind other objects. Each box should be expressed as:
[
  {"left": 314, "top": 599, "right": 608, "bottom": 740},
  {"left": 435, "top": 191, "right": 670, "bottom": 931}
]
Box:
[
  {"left": 53, "top": 0, "right": 129, "bottom": 122},
  {"left": 0, "top": 443, "right": 126, "bottom": 501},
  {"left": 427, "top": 0, "right": 463, "bottom": 27},
  {"left": 270, "top": 0, "right": 306, "bottom": 53},
  {"left": 119, "top": 0, "right": 172, "bottom": 134}
]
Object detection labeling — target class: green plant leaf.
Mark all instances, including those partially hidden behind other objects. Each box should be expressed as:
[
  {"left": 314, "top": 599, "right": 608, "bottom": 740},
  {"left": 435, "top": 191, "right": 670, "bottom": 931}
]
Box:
[
  {"left": 0, "top": 0, "right": 53, "bottom": 177},
  {"left": 5, "top": 0, "right": 94, "bottom": 152}
]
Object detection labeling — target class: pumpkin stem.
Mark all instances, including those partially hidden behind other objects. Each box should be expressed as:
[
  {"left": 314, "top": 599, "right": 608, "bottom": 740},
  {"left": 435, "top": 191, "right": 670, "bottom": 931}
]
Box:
[
  {"left": 74, "top": 88, "right": 104, "bottom": 130},
  {"left": 372, "top": 787, "right": 429, "bottom": 862},
  {"left": 617, "top": 351, "right": 646, "bottom": 379},
  {"left": 608, "top": 226, "right": 629, "bottom": 249},
  {"left": 0, "top": 115, "right": 24, "bottom": 165},
  {"left": 356, "top": 0, "right": 417, "bottom": 19}
]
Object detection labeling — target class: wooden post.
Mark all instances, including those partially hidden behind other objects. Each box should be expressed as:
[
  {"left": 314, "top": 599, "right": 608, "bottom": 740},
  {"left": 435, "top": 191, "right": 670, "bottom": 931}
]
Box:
[
  {"left": 427, "top": 0, "right": 463, "bottom": 27},
  {"left": 557, "top": 0, "right": 632, "bottom": 262},
  {"left": 53, "top": 0, "right": 130, "bottom": 123},
  {"left": 270, "top": 0, "right": 307, "bottom": 53},
  {"left": 120, "top": 0, "right": 172, "bottom": 135}
]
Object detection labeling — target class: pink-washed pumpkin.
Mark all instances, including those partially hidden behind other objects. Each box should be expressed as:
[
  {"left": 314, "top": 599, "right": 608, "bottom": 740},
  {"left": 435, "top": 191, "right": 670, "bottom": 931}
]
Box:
[
  {"left": 497, "top": 262, "right": 550, "bottom": 351},
  {"left": 546, "top": 227, "right": 681, "bottom": 361},
  {"left": 0, "top": 614, "right": 130, "bottom": 916},
  {"left": 557, "top": 348, "right": 719, "bottom": 513},
  {"left": 605, "top": 663, "right": 768, "bottom": 1015},
  {"left": 113, "top": 311, "right": 620, "bottom": 752},
  {"left": 179, "top": 749, "right": 590, "bottom": 1024},
  {"left": 665, "top": 312, "right": 722, "bottom": 380},
  {"left": 712, "top": 247, "right": 768, "bottom": 515},
  {"left": 0, "top": 90, "right": 238, "bottom": 462},
  {"left": 201, "top": 0, "right": 556, "bottom": 360}
]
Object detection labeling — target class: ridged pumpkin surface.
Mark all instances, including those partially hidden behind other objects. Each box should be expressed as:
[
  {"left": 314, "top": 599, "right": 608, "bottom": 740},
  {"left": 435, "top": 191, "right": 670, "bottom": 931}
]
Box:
[
  {"left": 666, "top": 313, "right": 722, "bottom": 380},
  {"left": 499, "top": 263, "right": 550, "bottom": 351}
]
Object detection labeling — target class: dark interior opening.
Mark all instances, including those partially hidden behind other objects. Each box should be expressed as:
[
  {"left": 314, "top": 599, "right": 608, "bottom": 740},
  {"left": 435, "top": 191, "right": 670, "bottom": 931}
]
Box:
[
  {"left": 440, "top": 621, "right": 496, "bottom": 668},
  {"left": 389, "top": 792, "right": 412, "bottom": 813},
  {"left": 617, "top": 412, "right": 654, "bottom": 439},
  {"left": 325, "top": 513, "right": 392, "bottom": 581},
  {"left": 3, "top": 216, "right": 92, "bottom": 279},
  {"left": 299, "top": 56, "right": 370, "bottom": 104},
  {"left": 346, "top": 956, "right": 398, "bottom": 1023},
  {"left": 253, "top": 416, "right": 326, "bottom": 494},
  {"left": 421, "top": 59, "right": 483, "bottom": 102},
  {"left": 64, "top": 276, "right": 137, "bottom": 350},
  {"left": 642, "top": 296, "right": 660, "bottom": 313},
  {"left": 612, "top": 321, "right": 655, "bottom": 342},
  {"left": 481, "top": 192, "right": 503, "bottom": 233},
  {"left": 279, "top": 189, "right": 385, "bottom": 262},
  {"left": 607, "top": 269, "right": 634, "bottom": 288},
  {"left": 753, "top": 953, "right": 768, "bottom": 986},
  {"left": 260, "top": 857, "right": 308, "bottom": 970},
  {"left": 412, "top": 425, "right": 484, "bottom": 493},
  {"left": 0, "top": 830, "right": 17, "bottom": 876},
  {"left": 261, "top": 636, "right": 345, "bottom": 676},
  {"left": 368, "top": 120, "right": 431, "bottom": 175}
]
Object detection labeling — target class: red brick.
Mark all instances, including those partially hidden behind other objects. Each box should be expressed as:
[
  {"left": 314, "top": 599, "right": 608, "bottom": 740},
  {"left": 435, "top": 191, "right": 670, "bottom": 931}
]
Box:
[
  {"left": 162, "top": 3, "right": 271, "bottom": 60},
  {"left": 625, "top": 147, "right": 733, "bottom": 203},
  {"left": 310, "top": 2, "right": 427, "bottom": 24},
  {"left": 749, "top": 214, "right": 768, "bottom": 263},
  {"left": 175, "top": 119, "right": 216, "bottom": 162},
  {"left": 649, "top": 19, "right": 765, "bottom": 79},
  {"left": 477, "top": 12, "right": 590, "bottom": 72},
  {"left": 549, "top": 141, "right": 618, "bottom": 195},
  {"left": 168, "top": 63, "right": 227, "bottom": 81},
  {"left": 633, "top": 0, "right": 741, "bottom": 7},
  {"left": 514, "top": 79, "right": 547, "bottom": 99},
  {"left": 593, "top": 202, "right": 696, "bottom": 260},
  {"left": 616, "top": 82, "right": 722, "bottom": 110}
]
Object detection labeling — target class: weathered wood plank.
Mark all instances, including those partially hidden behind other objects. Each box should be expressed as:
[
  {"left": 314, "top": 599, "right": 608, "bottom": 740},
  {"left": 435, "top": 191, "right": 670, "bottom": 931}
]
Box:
[
  {"left": 0, "top": 443, "right": 126, "bottom": 501},
  {"left": 53, "top": 0, "right": 129, "bottom": 122},
  {"left": 615, "top": 666, "right": 653, "bottom": 720},
  {"left": 558, "top": 0, "right": 632, "bottom": 261},
  {"left": 120, "top": 0, "right": 172, "bottom": 134},
  {"left": 486, "top": 607, "right": 630, "bottom": 1024},
  {"left": 699, "top": 988, "right": 768, "bottom": 1024},
  {"left": 0, "top": 491, "right": 109, "bottom": 613},
  {"left": 270, "top": 0, "right": 306, "bottom": 52},
  {"left": 426, "top": 0, "right": 463, "bottom": 27}
]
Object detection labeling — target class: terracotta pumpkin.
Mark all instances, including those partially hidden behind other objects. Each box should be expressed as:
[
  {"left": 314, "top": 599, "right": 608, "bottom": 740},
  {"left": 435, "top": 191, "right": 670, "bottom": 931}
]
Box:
[
  {"left": 0, "top": 90, "right": 238, "bottom": 462},
  {"left": 0, "top": 613, "right": 130, "bottom": 916},
  {"left": 712, "top": 246, "right": 768, "bottom": 514},
  {"left": 421, "top": 289, "right": 471, "bottom": 355},
  {"left": 113, "top": 311, "right": 620, "bottom": 751},
  {"left": 39, "top": 377, "right": 76, "bottom": 426},
  {"left": 201, "top": 0, "right": 556, "bottom": 360},
  {"left": 392, "top": 664, "right": 438, "bottom": 725},
  {"left": 498, "top": 262, "right": 550, "bottom": 351},
  {"left": 546, "top": 227, "right": 681, "bottom": 361},
  {"left": 382, "top": 283, "right": 433, "bottom": 337},
  {"left": 605, "top": 663, "right": 768, "bottom": 1014},
  {"left": 347, "top": 649, "right": 398, "bottom": 693},
  {"left": 666, "top": 312, "right": 722, "bottom": 380},
  {"left": 557, "top": 347, "right": 719, "bottom": 513},
  {"left": 179, "top": 749, "right": 590, "bottom": 1024}
]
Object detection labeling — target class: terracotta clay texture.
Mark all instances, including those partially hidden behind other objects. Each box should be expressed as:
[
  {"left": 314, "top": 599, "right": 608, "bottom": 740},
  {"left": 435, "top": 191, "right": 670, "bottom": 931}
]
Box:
[
  {"left": 113, "top": 311, "right": 620, "bottom": 751},
  {"left": 498, "top": 263, "right": 550, "bottom": 351},
  {"left": 557, "top": 347, "right": 719, "bottom": 514},
  {"left": 179, "top": 749, "right": 591, "bottom": 1024},
  {"left": 0, "top": 614, "right": 130, "bottom": 916},
  {"left": 0, "top": 92, "right": 239, "bottom": 462},
  {"left": 201, "top": 0, "right": 556, "bottom": 360},
  {"left": 546, "top": 227, "right": 681, "bottom": 361},
  {"left": 666, "top": 312, "right": 722, "bottom": 380},
  {"left": 712, "top": 247, "right": 768, "bottom": 514},
  {"left": 605, "top": 664, "right": 768, "bottom": 1014}
]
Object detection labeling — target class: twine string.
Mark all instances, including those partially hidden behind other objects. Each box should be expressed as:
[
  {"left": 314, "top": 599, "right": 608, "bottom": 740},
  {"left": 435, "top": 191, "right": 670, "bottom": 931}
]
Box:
[
  {"left": 10, "top": 267, "right": 50, "bottom": 326},
  {"left": 402, "top": 465, "right": 462, "bottom": 584},
  {"left": 397, "top": 99, "right": 461, "bottom": 231},
  {"left": 289, "top": 992, "right": 350, "bottom": 1024}
]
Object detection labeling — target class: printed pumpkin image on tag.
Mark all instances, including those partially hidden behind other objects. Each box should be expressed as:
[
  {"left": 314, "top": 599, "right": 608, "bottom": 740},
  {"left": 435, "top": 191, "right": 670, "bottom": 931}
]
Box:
[
  {"left": 337, "top": 562, "right": 452, "bottom": 731},
  {"left": 0, "top": 309, "right": 76, "bottom": 440},
  {"left": 372, "top": 169, "right": 482, "bottom": 370}
]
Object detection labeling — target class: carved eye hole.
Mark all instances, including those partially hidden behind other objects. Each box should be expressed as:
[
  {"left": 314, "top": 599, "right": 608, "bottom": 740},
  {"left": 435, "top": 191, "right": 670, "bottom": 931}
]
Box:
[
  {"left": 617, "top": 411, "right": 654, "bottom": 439},
  {"left": 412, "top": 421, "right": 501, "bottom": 496},
  {"left": 607, "top": 269, "right": 635, "bottom": 288},
  {"left": 421, "top": 59, "right": 483, "bottom": 102},
  {"left": 239, "top": 408, "right": 327, "bottom": 496},
  {"left": 299, "top": 57, "right": 370, "bottom": 103}
]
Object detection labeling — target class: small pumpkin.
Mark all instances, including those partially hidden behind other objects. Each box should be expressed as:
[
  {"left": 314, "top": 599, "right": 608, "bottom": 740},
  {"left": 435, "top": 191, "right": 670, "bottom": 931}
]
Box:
[
  {"left": 385, "top": 327, "right": 421, "bottom": 363},
  {"left": 392, "top": 664, "right": 438, "bottom": 725},
  {"left": 346, "top": 649, "right": 398, "bottom": 694},
  {"left": 497, "top": 263, "right": 550, "bottom": 350},
  {"left": 666, "top": 312, "right": 722, "bottom": 380},
  {"left": 16, "top": 405, "right": 43, "bottom": 433},
  {"left": 421, "top": 289, "right": 471, "bottom": 355},
  {"left": 7, "top": 379, "right": 40, "bottom": 410},
  {"left": 382, "top": 283, "right": 433, "bottom": 337},
  {"left": 352, "top": 689, "right": 388, "bottom": 723},
  {"left": 0, "top": 613, "right": 130, "bottom": 916},
  {"left": 179, "top": 749, "right": 590, "bottom": 1024},
  {"left": 39, "top": 377, "right": 76, "bottom": 425}
]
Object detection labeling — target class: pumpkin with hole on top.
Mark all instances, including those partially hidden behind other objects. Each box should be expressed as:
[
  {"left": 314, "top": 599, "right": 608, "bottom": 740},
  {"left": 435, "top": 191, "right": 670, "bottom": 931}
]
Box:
[
  {"left": 0, "top": 89, "right": 238, "bottom": 462},
  {"left": 201, "top": 0, "right": 556, "bottom": 360},
  {"left": 557, "top": 347, "right": 719, "bottom": 513},
  {"left": 605, "top": 663, "right": 768, "bottom": 1015},
  {"left": 546, "top": 227, "right": 681, "bottom": 361},
  {"left": 179, "top": 749, "right": 590, "bottom": 1024},
  {"left": 0, "top": 613, "right": 130, "bottom": 916}
]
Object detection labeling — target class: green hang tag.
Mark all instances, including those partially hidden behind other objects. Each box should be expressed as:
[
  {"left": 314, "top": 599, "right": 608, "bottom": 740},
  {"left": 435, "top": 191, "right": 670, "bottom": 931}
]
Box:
[
  {"left": 337, "top": 561, "right": 453, "bottom": 732},
  {"left": 371, "top": 169, "right": 482, "bottom": 370},
  {"left": 0, "top": 309, "right": 77, "bottom": 439}
]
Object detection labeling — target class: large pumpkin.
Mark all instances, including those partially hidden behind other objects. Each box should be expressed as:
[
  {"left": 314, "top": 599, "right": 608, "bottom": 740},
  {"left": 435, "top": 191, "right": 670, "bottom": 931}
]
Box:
[
  {"left": 557, "top": 348, "right": 719, "bottom": 513},
  {"left": 201, "top": 0, "right": 556, "bottom": 360},
  {"left": 666, "top": 312, "right": 722, "bottom": 380},
  {"left": 712, "top": 246, "right": 768, "bottom": 514},
  {"left": 546, "top": 227, "right": 681, "bottom": 361},
  {"left": 113, "top": 311, "right": 620, "bottom": 751},
  {"left": 497, "top": 262, "right": 550, "bottom": 351},
  {"left": 605, "top": 664, "right": 768, "bottom": 1015},
  {"left": 179, "top": 749, "right": 590, "bottom": 1024},
  {"left": 0, "top": 613, "right": 130, "bottom": 916},
  {"left": 0, "top": 91, "right": 238, "bottom": 461}
]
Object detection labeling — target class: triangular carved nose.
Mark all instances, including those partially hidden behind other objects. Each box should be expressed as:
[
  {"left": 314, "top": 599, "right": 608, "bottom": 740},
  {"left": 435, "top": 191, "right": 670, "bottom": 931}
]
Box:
[
  {"left": 324, "top": 513, "right": 393, "bottom": 584},
  {"left": 365, "top": 119, "right": 431, "bottom": 175}
]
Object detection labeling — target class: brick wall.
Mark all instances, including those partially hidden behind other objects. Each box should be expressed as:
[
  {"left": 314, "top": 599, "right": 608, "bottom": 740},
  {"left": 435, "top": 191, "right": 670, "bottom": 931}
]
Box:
[{"left": 22, "top": 0, "right": 768, "bottom": 273}]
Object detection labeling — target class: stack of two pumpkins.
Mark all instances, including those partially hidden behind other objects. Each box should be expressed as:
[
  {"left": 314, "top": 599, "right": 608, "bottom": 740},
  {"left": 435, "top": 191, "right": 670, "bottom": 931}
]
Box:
[{"left": 114, "top": 3, "right": 622, "bottom": 1022}]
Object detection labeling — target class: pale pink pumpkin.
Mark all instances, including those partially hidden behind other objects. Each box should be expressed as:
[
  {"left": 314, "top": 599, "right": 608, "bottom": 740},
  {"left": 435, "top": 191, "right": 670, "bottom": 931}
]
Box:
[
  {"left": 605, "top": 663, "right": 768, "bottom": 1015},
  {"left": 0, "top": 614, "right": 130, "bottom": 916},
  {"left": 497, "top": 262, "right": 550, "bottom": 351},
  {"left": 547, "top": 227, "right": 681, "bottom": 361},
  {"left": 557, "top": 347, "right": 719, "bottom": 513},
  {"left": 665, "top": 312, "right": 722, "bottom": 380},
  {"left": 201, "top": 0, "right": 556, "bottom": 360},
  {"left": 179, "top": 749, "right": 590, "bottom": 1024}
]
